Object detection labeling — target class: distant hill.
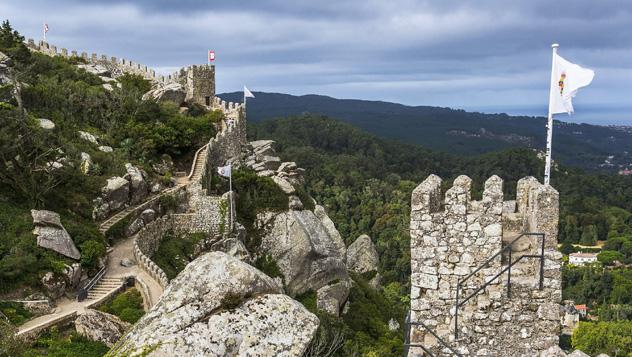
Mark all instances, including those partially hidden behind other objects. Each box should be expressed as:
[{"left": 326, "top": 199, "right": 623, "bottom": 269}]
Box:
[{"left": 219, "top": 92, "right": 632, "bottom": 171}]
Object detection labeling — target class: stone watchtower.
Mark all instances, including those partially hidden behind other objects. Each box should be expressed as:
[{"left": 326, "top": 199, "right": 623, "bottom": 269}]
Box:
[
  {"left": 177, "top": 65, "right": 216, "bottom": 107},
  {"left": 408, "top": 175, "right": 562, "bottom": 356}
]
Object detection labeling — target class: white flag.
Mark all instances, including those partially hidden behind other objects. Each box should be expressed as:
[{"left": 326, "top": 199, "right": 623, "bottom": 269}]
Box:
[
  {"left": 217, "top": 165, "right": 231, "bottom": 178},
  {"left": 550, "top": 53, "right": 594, "bottom": 114},
  {"left": 244, "top": 86, "right": 255, "bottom": 98}
]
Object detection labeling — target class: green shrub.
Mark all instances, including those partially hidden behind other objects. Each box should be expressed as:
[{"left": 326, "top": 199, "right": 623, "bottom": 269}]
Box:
[
  {"left": 572, "top": 321, "right": 632, "bottom": 357},
  {"left": 152, "top": 232, "right": 204, "bottom": 279},
  {"left": 220, "top": 292, "right": 243, "bottom": 310},
  {"left": 24, "top": 330, "right": 109, "bottom": 357},
  {"left": 295, "top": 290, "right": 317, "bottom": 313},
  {"left": 116, "top": 73, "right": 151, "bottom": 93},
  {"left": 0, "top": 301, "right": 32, "bottom": 325},
  {"left": 80, "top": 240, "right": 106, "bottom": 272},
  {"left": 254, "top": 255, "right": 284, "bottom": 281},
  {"left": 99, "top": 288, "right": 145, "bottom": 324},
  {"left": 158, "top": 194, "right": 178, "bottom": 212},
  {"left": 294, "top": 184, "right": 315, "bottom": 211},
  {"left": 105, "top": 215, "right": 131, "bottom": 241}
]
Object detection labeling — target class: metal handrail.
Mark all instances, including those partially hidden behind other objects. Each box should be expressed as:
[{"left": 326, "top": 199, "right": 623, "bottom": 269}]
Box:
[
  {"left": 77, "top": 266, "right": 107, "bottom": 302},
  {"left": 403, "top": 311, "right": 462, "bottom": 357},
  {"left": 454, "top": 232, "right": 545, "bottom": 338}
]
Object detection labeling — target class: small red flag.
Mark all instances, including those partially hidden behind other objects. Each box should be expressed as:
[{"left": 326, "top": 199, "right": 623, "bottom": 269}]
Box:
[{"left": 208, "top": 50, "right": 215, "bottom": 62}]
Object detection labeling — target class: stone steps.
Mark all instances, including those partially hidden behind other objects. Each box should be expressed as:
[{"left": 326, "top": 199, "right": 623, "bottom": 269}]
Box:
[{"left": 86, "top": 276, "right": 125, "bottom": 300}]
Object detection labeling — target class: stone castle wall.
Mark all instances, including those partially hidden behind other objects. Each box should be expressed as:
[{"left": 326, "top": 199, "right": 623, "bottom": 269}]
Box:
[
  {"left": 201, "top": 101, "right": 247, "bottom": 190},
  {"left": 133, "top": 204, "right": 229, "bottom": 288},
  {"left": 409, "top": 175, "right": 562, "bottom": 356},
  {"left": 26, "top": 39, "right": 239, "bottom": 114}
]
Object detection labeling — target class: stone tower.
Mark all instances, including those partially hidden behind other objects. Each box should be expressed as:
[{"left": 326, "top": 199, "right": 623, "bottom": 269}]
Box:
[
  {"left": 408, "top": 175, "right": 562, "bottom": 356},
  {"left": 180, "top": 64, "right": 216, "bottom": 107}
]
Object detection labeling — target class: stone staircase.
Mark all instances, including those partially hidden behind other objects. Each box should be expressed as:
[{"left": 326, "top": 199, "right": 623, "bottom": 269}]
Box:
[
  {"left": 86, "top": 277, "right": 125, "bottom": 301},
  {"left": 188, "top": 145, "right": 208, "bottom": 182},
  {"left": 99, "top": 206, "right": 139, "bottom": 235}
]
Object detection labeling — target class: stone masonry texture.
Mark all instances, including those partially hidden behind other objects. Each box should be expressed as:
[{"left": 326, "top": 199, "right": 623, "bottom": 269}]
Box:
[{"left": 409, "top": 175, "right": 562, "bottom": 356}]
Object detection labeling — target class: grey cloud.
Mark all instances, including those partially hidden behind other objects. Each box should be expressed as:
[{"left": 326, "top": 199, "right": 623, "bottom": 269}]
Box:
[{"left": 2, "top": 0, "right": 632, "bottom": 124}]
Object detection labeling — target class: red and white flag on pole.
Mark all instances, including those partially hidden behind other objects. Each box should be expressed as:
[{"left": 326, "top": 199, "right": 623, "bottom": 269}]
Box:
[
  {"left": 44, "top": 23, "right": 49, "bottom": 33},
  {"left": 208, "top": 50, "right": 215, "bottom": 63}
]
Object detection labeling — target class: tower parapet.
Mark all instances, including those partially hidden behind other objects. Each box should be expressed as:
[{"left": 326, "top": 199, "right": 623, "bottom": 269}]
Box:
[{"left": 409, "top": 175, "right": 561, "bottom": 356}]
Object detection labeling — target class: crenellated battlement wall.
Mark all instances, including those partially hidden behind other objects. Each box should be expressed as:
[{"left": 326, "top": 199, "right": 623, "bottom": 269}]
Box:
[{"left": 409, "top": 175, "right": 562, "bottom": 356}]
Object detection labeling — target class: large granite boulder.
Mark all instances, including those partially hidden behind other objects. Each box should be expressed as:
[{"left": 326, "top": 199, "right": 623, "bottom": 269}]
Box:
[
  {"left": 125, "top": 163, "right": 148, "bottom": 205},
  {"left": 142, "top": 82, "right": 186, "bottom": 104},
  {"left": 31, "top": 210, "right": 80, "bottom": 260},
  {"left": 110, "top": 252, "right": 319, "bottom": 356},
  {"left": 75, "top": 309, "right": 131, "bottom": 347},
  {"left": 316, "top": 280, "right": 351, "bottom": 317},
  {"left": 346, "top": 234, "right": 381, "bottom": 288},
  {"left": 93, "top": 176, "right": 130, "bottom": 220},
  {"left": 314, "top": 205, "right": 347, "bottom": 258},
  {"left": 77, "top": 64, "right": 110, "bottom": 77},
  {"left": 257, "top": 209, "right": 349, "bottom": 296},
  {"left": 40, "top": 272, "right": 66, "bottom": 300}
]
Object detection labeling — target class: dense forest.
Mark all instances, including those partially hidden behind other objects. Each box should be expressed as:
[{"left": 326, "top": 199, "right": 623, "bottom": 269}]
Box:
[{"left": 221, "top": 91, "right": 632, "bottom": 172}]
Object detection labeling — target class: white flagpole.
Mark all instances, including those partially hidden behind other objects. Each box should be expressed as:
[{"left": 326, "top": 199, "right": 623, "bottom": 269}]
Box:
[
  {"left": 228, "top": 165, "right": 234, "bottom": 231},
  {"left": 544, "top": 43, "right": 559, "bottom": 186},
  {"left": 43, "top": 23, "right": 46, "bottom": 41}
]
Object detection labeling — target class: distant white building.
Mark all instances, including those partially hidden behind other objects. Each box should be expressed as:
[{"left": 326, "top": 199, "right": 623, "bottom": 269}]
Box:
[{"left": 569, "top": 252, "right": 598, "bottom": 266}]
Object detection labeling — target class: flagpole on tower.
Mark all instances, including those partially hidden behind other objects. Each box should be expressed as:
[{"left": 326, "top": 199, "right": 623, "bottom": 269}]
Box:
[
  {"left": 544, "top": 43, "right": 559, "bottom": 186},
  {"left": 229, "top": 164, "right": 234, "bottom": 231}
]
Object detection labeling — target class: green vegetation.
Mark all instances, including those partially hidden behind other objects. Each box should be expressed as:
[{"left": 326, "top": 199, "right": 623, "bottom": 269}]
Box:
[
  {"left": 0, "top": 301, "right": 32, "bottom": 325},
  {"left": 99, "top": 288, "right": 145, "bottom": 323},
  {"left": 151, "top": 232, "right": 205, "bottom": 279},
  {"left": 571, "top": 321, "right": 632, "bottom": 357},
  {"left": 104, "top": 215, "right": 131, "bottom": 241},
  {"left": 219, "top": 168, "right": 288, "bottom": 250},
  {"left": 23, "top": 328, "right": 109, "bottom": 357},
  {"left": 254, "top": 255, "right": 283, "bottom": 280},
  {"left": 298, "top": 274, "right": 405, "bottom": 357},
  {"left": 563, "top": 266, "right": 632, "bottom": 310},
  {"left": 220, "top": 292, "right": 243, "bottom": 310},
  {"left": 0, "top": 21, "right": 219, "bottom": 292}
]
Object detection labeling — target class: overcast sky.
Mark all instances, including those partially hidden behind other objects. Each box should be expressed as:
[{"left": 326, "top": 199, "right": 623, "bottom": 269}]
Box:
[{"left": 3, "top": 0, "right": 632, "bottom": 124}]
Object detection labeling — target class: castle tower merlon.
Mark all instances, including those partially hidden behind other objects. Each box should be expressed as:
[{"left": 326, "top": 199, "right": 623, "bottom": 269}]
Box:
[{"left": 516, "top": 176, "right": 540, "bottom": 214}]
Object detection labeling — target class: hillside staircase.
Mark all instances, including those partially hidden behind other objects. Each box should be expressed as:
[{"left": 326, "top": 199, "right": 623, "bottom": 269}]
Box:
[
  {"left": 86, "top": 277, "right": 125, "bottom": 301},
  {"left": 403, "top": 232, "right": 546, "bottom": 356}
]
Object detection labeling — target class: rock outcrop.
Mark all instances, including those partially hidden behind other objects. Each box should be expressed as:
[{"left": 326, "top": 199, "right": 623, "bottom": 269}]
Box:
[
  {"left": 93, "top": 164, "right": 150, "bottom": 220},
  {"left": 257, "top": 209, "right": 349, "bottom": 296},
  {"left": 93, "top": 177, "right": 130, "bottom": 220},
  {"left": 78, "top": 130, "right": 99, "bottom": 145},
  {"left": 31, "top": 210, "right": 80, "bottom": 260},
  {"left": 346, "top": 234, "right": 381, "bottom": 288},
  {"left": 316, "top": 279, "right": 351, "bottom": 317},
  {"left": 125, "top": 163, "right": 149, "bottom": 205},
  {"left": 110, "top": 252, "right": 318, "bottom": 356},
  {"left": 142, "top": 82, "right": 186, "bottom": 104},
  {"left": 75, "top": 309, "right": 131, "bottom": 347},
  {"left": 40, "top": 272, "right": 67, "bottom": 299},
  {"left": 38, "top": 118, "right": 55, "bottom": 130}
]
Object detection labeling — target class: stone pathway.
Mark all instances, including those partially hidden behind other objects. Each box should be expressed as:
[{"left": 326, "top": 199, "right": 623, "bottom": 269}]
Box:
[{"left": 17, "top": 144, "right": 209, "bottom": 336}]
